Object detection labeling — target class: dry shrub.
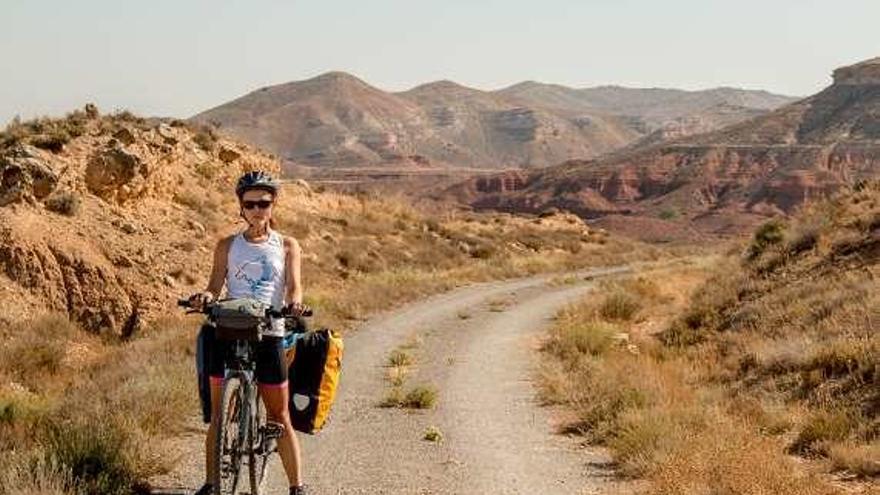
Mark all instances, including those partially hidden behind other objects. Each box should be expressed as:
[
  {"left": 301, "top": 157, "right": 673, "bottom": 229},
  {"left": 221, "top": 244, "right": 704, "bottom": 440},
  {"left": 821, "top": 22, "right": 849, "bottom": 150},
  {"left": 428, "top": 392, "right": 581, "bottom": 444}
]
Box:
[
  {"left": 45, "top": 191, "right": 81, "bottom": 216},
  {"left": 659, "top": 265, "right": 741, "bottom": 347},
  {"left": 0, "top": 314, "right": 79, "bottom": 390},
  {"left": 381, "top": 385, "right": 437, "bottom": 409},
  {"left": 42, "top": 418, "right": 147, "bottom": 495},
  {"left": 650, "top": 420, "right": 839, "bottom": 495},
  {"left": 747, "top": 219, "right": 786, "bottom": 260},
  {"left": 536, "top": 359, "right": 571, "bottom": 406},
  {"left": 63, "top": 317, "right": 197, "bottom": 437},
  {"left": 789, "top": 410, "right": 859, "bottom": 457},
  {"left": 387, "top": 348, "right": 413, "bottom": 367},
  {"left": 544, "top": 319, "right": 618, "bottom": 359},
  {"left": 828, "top": 441, "right": 880, "bottom": 477},
  {"left": 599, "top": 291, "right": 642, "bottom": 321},
  {"left": 561, "top": 353, "right": 693, "bottom": 444},
  {"left": 192, "top": 126, "right": 218, "bottom": 152},
  {"left": 725, "top": 395, "right": 794, "bottom": 435},
  {"left": 402, "top": 386, "right": 437, "bottom": 409},
  {"left": 608, "top": 406, "right": 699, "bottom": 477},
  {"left": 0, "top": 453, "right": 70, "bottom": 495}
]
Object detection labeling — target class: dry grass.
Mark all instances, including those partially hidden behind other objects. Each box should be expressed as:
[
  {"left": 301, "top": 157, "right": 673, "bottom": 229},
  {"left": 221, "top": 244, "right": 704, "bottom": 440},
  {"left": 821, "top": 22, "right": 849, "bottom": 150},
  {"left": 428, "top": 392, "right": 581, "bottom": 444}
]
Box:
[
  {"left": 537, "top": 244, "right": 877, "bottom": 492},
  {"left": 0, "top": 316, "right": 196, "bottom": 494},
  {"left": 538, "top": 182, "right": 880, "bottom": 492},
  {"left": 828, "top": 442, "right": 880, "bottom": 478}
]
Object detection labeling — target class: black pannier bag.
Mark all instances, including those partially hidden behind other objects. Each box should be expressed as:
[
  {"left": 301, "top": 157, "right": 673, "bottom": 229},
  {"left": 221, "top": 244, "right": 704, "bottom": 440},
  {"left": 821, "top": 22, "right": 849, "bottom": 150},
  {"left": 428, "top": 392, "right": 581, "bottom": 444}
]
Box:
[{"left": 285, "top": 328, "right": 344, "bottom": 434}]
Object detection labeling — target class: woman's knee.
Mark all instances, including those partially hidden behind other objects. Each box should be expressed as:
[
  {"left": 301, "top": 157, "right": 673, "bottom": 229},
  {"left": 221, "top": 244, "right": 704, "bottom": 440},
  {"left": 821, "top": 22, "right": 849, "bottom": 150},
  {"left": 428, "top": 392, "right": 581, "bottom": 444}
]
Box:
[{"left": 266, "top": 404, "right": 290, "bottom": 422}]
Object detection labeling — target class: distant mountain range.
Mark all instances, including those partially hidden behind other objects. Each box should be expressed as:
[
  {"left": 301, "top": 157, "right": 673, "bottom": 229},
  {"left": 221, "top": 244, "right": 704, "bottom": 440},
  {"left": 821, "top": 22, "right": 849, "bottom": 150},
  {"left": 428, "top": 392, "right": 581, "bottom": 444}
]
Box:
[
  {"left": 443, "top": 57, "right": 880, "bottom": 240},
  {"left": 192, "top": 72, "right": 796, "bottom": 170}
]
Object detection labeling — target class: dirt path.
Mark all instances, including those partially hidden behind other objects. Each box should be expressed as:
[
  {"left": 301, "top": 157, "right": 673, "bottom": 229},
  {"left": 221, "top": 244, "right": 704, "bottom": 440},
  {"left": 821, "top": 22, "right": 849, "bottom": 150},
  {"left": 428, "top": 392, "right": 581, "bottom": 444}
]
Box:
[{"left": 151, "top": 266, "right": 633, "bottom": 495}]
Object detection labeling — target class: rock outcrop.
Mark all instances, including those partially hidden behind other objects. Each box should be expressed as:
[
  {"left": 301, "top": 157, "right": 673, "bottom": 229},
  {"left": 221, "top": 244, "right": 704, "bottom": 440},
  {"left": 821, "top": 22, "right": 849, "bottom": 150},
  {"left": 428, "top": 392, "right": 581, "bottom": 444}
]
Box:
[
  {"left": 0, "top": 107, "right": 280, "bottom": 335},
  {"left": 0, "top": 145, "right": 58, "bottom": 206},
  {"left": 832, "top": 57, "right": 880, "bottom": 85}
]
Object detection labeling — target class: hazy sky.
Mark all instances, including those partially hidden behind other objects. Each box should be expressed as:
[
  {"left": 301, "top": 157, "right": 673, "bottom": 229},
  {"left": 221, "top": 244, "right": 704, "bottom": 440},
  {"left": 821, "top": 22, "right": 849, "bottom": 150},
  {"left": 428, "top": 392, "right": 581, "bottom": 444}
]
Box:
[{"left": 3, "top": 0, "right": 879, "bottom": 123}]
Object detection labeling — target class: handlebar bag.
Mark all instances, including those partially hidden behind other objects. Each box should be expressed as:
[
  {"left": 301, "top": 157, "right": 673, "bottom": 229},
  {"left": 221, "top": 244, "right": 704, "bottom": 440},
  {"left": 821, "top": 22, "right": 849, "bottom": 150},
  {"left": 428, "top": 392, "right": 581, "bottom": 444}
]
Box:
[{"left": 210, "top": 298, "right": 268, "bottom": 341}]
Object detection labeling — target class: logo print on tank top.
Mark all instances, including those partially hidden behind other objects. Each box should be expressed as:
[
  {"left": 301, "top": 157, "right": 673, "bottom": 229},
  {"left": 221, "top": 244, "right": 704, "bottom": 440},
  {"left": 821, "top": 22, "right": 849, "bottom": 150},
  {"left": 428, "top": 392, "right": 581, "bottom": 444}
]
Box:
[{"left": 234, "top": 254, "right": 278, "bottom": 294}]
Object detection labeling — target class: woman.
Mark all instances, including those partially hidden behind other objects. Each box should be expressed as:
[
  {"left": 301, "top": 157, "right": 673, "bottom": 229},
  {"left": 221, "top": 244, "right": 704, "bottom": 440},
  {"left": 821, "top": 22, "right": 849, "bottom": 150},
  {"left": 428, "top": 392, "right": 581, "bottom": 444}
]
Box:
[{"left": 188, "top": 171, "right": 308, "bottom": 495}]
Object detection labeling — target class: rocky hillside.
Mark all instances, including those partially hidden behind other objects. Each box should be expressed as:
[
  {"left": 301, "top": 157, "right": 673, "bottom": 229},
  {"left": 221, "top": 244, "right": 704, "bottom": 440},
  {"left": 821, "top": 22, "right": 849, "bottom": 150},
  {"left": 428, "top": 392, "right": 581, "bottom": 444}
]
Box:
[
  {"left": 446, "top": 58, "right": 880, "bottom": 240},
  {"left": 0, "top": 107, "right": 278, "bottom": 335},
  {"left": 191, "top": 72, "right": 793, "bottom": 170}
]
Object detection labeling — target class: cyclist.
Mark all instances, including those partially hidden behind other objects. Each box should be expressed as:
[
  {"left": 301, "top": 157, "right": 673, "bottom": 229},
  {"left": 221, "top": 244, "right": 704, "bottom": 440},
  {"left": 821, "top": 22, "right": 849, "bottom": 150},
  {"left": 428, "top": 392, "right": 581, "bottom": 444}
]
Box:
[{"left": 188, "top": 171, "right": 308, "bottom": 495}]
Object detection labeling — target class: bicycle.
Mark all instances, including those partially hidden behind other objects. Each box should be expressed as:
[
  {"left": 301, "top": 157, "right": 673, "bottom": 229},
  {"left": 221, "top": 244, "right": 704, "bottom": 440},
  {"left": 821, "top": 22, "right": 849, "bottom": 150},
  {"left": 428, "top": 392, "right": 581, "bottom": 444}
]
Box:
[{"left": 179, "top": 298, "right": 311, "bottom": 495}]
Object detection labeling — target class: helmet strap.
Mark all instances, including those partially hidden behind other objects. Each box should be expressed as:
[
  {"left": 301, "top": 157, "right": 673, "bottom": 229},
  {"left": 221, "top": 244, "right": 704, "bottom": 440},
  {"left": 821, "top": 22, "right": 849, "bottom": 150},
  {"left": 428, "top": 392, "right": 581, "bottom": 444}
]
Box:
[{"left": 241, "top": 208, "right": 270, "bottom": 236}]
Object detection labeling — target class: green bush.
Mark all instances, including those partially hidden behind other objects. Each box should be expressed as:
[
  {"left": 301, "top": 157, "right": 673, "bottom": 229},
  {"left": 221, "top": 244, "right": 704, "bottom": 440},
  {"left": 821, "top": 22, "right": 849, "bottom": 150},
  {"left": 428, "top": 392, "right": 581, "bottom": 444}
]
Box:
[
  {"left": 43, "top": 420, "right": 142, "bottom": 495},
  {"left": 747, "top": 220, "right": 786, "bottom": 260},
  {"left": 658, "top": 208, "right": 678, "bottom": 220}
]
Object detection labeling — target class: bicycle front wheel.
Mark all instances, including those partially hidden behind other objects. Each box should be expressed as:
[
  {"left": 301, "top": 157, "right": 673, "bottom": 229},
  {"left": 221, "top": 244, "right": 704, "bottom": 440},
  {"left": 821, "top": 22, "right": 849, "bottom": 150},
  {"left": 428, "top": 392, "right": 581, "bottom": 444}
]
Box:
[
  {"left": 215, "top": 376, "right": 246, "bottom": 494},
  {"left": 248, "top": 395, "right": 271, "bottom": 495}
]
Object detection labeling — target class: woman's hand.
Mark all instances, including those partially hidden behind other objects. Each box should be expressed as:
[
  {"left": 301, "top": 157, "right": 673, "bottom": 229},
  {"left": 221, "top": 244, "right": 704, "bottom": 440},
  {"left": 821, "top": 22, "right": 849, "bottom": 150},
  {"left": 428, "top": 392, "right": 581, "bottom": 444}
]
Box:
[
  {"left": 188, "top": 291, "right": 215, "bottom": 311},
  {"left": 284, "top": 301, "right": 311, "bottom": 317}
]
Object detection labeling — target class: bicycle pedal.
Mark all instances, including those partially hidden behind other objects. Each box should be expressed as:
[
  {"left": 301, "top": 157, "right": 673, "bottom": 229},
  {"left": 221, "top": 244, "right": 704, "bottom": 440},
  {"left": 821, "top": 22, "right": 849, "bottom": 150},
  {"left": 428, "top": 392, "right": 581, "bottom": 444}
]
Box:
[{"left": 262, "top": 421, "right": 284, "bottom": 439}]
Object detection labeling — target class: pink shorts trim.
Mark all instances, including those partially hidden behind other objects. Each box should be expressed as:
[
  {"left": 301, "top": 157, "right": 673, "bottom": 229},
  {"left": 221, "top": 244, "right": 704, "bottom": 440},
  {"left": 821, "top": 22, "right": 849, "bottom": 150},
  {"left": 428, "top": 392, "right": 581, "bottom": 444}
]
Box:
[
  {"left": 209, "top": 375, "right": 224, "bottom": 386},
  {"left": 258, "top": 380, "right": 288, "bottom": 390}
]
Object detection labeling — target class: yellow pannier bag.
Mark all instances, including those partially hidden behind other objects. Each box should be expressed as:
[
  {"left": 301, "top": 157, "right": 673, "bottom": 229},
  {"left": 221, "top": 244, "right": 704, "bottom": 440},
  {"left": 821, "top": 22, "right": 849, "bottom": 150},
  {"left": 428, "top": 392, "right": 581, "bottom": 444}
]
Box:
[{"left": 284, "top": 329, "right": 343, "bottom": 434}]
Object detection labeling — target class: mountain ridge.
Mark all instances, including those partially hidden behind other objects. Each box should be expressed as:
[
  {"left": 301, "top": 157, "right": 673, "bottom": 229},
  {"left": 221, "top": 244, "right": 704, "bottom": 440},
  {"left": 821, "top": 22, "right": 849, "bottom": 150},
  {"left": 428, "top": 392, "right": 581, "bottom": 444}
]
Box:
[
  {"left": 442, "top": 57, "right": 880, "bottom": 241},
  {"left": 192, "top": 71, "right": 796, "bottom": 170}
]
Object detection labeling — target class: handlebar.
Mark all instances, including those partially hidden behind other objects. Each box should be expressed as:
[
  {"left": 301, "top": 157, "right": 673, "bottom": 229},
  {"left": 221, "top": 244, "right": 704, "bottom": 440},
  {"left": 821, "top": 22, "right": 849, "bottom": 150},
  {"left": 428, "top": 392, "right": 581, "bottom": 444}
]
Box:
[{"left": 177, "top": 298, "right": 313, "bottom": 318}]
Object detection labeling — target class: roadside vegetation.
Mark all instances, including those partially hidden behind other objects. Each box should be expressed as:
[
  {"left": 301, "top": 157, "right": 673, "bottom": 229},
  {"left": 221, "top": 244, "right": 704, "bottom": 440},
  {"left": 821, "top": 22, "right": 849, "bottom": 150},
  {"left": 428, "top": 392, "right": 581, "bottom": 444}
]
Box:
[{"left": 539, "top": 182, "right": 880, "bottom": 494}]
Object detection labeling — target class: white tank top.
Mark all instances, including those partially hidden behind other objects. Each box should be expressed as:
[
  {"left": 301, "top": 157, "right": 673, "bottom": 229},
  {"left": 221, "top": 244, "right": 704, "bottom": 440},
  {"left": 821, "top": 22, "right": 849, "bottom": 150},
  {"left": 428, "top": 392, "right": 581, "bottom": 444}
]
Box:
[{"left": 226, "top": 228, "right": 286, "bottom": 336}]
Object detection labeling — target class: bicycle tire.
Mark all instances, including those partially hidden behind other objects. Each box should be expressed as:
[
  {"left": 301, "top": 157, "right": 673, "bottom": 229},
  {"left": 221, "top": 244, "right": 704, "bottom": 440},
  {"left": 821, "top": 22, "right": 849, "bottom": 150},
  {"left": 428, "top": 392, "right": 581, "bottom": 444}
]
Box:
[
  {"left": 248, "top": 395, "right": 270, "bottom": 495},
  {"left": 215, "top": 376, "right": 245, "bottom": 494}
]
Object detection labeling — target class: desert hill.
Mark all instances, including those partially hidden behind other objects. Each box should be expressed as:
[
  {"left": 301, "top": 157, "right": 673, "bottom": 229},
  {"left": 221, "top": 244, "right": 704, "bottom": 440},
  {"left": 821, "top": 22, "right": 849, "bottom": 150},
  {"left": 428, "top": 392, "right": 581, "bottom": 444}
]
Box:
[
  {"left": 0, "top": 105, "right": 640, "bottom": 337},
  {"left": 446, "top": 57, "right": 880, "bottom": 240},
  {"left": 192, "top": 72, "right": 794, "bottom": 170}
]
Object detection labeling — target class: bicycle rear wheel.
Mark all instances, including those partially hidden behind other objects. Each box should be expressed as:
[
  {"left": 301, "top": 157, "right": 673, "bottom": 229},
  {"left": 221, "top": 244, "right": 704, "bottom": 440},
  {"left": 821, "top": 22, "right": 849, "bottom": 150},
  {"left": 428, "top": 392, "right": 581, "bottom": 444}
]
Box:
[{"left": 215, "top": 376, "right": 246, "bottom": 494}]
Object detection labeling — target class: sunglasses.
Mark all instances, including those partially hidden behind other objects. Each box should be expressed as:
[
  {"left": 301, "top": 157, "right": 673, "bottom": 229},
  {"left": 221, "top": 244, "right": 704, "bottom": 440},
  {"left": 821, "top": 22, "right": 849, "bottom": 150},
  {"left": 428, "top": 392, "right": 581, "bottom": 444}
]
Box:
[{"left": 242, "top": 199, "right": 273, "bottom": 210}]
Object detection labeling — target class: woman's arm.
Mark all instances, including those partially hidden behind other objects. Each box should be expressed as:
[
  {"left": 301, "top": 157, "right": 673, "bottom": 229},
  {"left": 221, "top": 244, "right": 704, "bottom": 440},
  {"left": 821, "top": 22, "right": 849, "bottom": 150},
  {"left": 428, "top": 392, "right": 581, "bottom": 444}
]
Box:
[
  {"left": 205, "top": 236, "right": 233, "bottom": 299},
  {"left": 283, "top": 236, "right": 303, "bottom": 304}
]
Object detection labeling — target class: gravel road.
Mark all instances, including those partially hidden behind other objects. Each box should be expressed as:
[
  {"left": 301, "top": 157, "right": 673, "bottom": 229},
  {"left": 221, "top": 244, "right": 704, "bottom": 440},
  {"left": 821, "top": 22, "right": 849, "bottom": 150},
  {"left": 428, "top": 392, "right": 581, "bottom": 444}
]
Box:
[{"left": 151, "top": 266, "right": 632, "bottom": 495}]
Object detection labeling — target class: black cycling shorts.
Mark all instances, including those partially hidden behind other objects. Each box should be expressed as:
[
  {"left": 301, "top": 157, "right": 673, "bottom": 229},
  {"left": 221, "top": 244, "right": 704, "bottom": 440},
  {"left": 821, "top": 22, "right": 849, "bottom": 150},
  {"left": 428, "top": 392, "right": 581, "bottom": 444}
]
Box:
[{"left": 204, "top": 326, "right": 288, "bottom": 386}]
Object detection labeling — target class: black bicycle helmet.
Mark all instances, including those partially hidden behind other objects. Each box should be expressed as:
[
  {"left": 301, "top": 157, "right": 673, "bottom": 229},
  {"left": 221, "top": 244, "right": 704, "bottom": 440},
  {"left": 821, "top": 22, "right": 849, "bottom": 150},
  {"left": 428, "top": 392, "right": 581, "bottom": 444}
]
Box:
[{"left": 235, "top": 170, "right": 279, "bottom": 198}]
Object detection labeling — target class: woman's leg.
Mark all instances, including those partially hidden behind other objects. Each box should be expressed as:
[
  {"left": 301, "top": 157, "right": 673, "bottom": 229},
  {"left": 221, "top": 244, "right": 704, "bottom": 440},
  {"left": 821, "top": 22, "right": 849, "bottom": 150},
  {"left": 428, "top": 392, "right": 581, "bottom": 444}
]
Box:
[
  {"left": 205, "top": 377, "right": 223, "bottom": 483},
  {"left": 259, "top": 383, "right": 302, "bottom": 486},
  {"left": 203, "top": 327, "right": 227, "bottom": 486},
  {"left": 256, "top": 335, "right": 302, "bottom": 487}
]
